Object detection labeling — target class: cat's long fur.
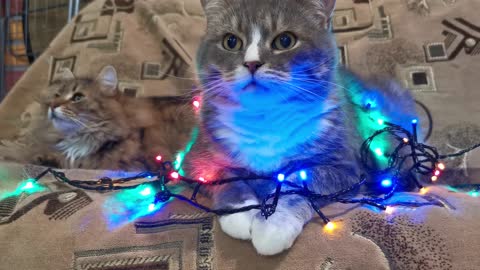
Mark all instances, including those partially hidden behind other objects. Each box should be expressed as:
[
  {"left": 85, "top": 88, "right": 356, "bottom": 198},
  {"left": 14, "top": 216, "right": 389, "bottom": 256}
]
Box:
[
  {"left": 184, "top": 0, "right": 418, "bottom": 255},
  {"left": 0, "top": 66, "right": 195, "bottom": 171}
]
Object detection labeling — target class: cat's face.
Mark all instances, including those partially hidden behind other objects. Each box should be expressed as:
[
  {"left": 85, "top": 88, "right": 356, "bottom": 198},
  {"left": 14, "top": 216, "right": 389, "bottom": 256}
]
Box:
[
  {"left": 197, "top": 0, "right": 337, "bottom": 107},
  {"left": 45, "top": 66, "right": 119, "bottom": 134}
]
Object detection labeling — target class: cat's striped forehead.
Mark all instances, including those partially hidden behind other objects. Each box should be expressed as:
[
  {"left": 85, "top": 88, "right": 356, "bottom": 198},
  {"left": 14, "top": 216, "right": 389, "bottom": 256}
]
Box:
[
  {"left": 198, "top": 0, "right": 337, "bottom": 72},
  {"left": 203, "top": 0, "right": 334, "bottom": 35},
  {"left": 48, "top": 79, "right": 92, "bottom": 96}
]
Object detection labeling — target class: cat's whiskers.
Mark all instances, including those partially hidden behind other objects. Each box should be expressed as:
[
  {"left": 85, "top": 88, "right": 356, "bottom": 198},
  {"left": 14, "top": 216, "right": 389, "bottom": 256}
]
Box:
[
  {"left": 60, "top": 114, "right": 90, "bottom": 130},
  {"left": 256, "top": 71, "right": 327, "bottom": 102},
  {"left": 261, "top": 72, "right": 290, "bottom": 82},
  {"left": 270, "top": 84, "right": 291, "bottom": 104},
  {"left": 59, "top": 110, "right": 96, "bottom": 129},
  {"left": 85, "top": 121, "right": 110, "bottom": 130},
  {"left": 293, "top": 77, "right": 351, "bottom": 92},
  {"left": 181, "top": 65, "right": 240, "bottom": 84},
  {"left": 201, "top": 78, "right": 229, "bottom": 95},
  {"left": 287, "top": 59, "right": 335, "bottom": 76},
  {"left": 263, "top": 70, "right": 291, "bottom": 80},
  {"left": 202, "top": 82, "right": 225, "bottom": 96},
  {"left": 168, "top": 77, "right": 226, "bottom": 100},
  {"left": 288, "top": 66, "right": 332, "bottom": 77},
  {"left": 60, "top": 110, "right": 101, "bottom": 131},
  {"left": 279, "top": 81, "right": 328, "bottom": 102},
  {"left": 59, "top": 108, "right": 76, "bottom": 118}
]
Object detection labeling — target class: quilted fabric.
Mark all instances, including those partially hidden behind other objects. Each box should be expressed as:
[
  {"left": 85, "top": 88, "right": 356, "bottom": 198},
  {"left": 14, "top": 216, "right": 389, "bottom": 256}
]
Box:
[{"left": 0, "top": 0, "right": 479, "bottom": 269}]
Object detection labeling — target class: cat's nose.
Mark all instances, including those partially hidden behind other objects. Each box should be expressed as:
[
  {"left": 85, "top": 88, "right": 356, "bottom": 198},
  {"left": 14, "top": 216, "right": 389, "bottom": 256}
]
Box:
[
  {"left": 50, "top": 102, "right": 61, "bottom": 109},
  {"left": 243, "top": 61, "right": 264, "bottom": 74}
]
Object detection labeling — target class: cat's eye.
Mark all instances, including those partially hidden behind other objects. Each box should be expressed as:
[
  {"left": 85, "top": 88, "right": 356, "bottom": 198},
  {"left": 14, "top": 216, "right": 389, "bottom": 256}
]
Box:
[
  {"left": 71, "top": 93, "right": 85, "bottom": 102},
  {"left": 272, "top": 32, "right": 297, "bottom": 51},
  {"left": 222, "top": 34, "right": 243, "bottom": 51}
]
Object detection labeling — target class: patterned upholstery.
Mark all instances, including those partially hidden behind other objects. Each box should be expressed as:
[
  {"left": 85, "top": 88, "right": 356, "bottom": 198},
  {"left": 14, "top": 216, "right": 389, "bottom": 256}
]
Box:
[{"left": 0, "top": 0, "right": 479, "bottom": 269}]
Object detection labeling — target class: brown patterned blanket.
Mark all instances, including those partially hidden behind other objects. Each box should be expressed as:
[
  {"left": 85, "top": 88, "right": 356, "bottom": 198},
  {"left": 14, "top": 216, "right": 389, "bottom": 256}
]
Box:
[
  {"left": 0, "top": 0, "right": 479, "bottom": 269},
  {"left": 0, "top": 162, "right": 479, "bottom": 270}
]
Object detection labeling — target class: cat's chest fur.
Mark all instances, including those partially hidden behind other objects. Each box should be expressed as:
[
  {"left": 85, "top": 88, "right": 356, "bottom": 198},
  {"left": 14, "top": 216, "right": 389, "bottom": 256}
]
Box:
[{"left": 211, "top": 102, "right": 330, "bottom": 173}]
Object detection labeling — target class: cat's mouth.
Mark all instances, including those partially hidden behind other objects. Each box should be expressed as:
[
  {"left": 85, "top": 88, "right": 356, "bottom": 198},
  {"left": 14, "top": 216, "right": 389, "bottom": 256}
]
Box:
[
  {"left": 48, "top": 107, "right": 58, "bottom": 120},
  {"left": 241, "top": 79, "right": 268, "bottom": 92},
  {"left": 48, "top": 108, "right": 76, "bottom": 127},
  {"left": 244, "top": 81, "right": 257, "bottom": 91},
  {"left": 48, "top": 107, "right": 66, "bottom": 121}
]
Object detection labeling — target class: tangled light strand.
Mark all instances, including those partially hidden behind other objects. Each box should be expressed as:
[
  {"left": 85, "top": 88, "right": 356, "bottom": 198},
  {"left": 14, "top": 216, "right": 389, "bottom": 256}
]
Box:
[{"left": 23, "top": 120, "right": 480, "bottom": 228}]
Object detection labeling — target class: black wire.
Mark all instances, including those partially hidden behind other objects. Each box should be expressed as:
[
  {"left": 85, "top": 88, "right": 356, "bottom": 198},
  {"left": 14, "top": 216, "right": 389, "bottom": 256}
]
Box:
[
  {"left": 439, "top": 143, "right": 480, "bottom": 159},
  {"left": 415, "top": 100, "right": 434, "bottom": 141}
]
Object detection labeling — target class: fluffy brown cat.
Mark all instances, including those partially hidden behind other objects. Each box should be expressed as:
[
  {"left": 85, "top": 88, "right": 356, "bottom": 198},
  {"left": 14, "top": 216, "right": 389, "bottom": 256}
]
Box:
[{"left": 0, "top": 66, "right": 195, "bottom": 171}]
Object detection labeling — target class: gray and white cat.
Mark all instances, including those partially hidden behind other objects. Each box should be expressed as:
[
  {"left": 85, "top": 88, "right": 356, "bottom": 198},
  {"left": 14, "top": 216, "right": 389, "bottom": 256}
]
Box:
[{"left": 184, "top": 0, "right": 417, "bottom": 255}]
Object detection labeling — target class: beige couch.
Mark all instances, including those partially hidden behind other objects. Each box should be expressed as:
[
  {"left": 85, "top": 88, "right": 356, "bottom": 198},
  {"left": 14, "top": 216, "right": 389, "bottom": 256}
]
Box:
[{"left": 0, "top": 0, "right": 479, "bottom": 269}]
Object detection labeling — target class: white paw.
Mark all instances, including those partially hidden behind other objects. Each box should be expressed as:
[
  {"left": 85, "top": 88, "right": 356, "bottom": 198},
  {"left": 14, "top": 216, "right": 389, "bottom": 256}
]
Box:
[
  {"left": 218, "top": 199, "right": 258, "bottom": 240},
  {"left": 251, "top": 212, "right": 303, "bottom": 256}
]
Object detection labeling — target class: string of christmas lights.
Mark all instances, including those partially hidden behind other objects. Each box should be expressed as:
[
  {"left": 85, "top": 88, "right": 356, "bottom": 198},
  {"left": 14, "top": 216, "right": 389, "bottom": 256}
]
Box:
[{"left": 15, "top": 118, "right": 480, "bottom": 230}]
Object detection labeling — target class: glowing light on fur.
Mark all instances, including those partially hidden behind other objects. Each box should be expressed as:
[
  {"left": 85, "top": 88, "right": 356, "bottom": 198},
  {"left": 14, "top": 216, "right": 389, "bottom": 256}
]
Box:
[
  {"left": 199, "top": 177, "right": 206, "bottom": 183},
  {"left": 193, "top": 96, "right": 201, "bottom": 112},
  {"left": 403, "top": 138, "right": 409, "bottom": 144},
  {"left": 155, "top": 155, "right": 163, "bottom": 162},
  {"left": 412, "top": 119, "right": 418, "bottom": 124},
  {"left": 348, "top": 86, "right": 406, "bottom": 167},
  {"left": 420, "top": 187, "right": 428, "bottom": 194},
  {"left": 140, "top": 187, "right": 152, "bottom": 196},
  {"left": 299, "top": 170, "right": 307, "bottom": 181},
  {"left": 385, "top": 206, "right": 394, "bottom": 215},
  {"left": 437, "top": 163, "right": 446, "bottom": 170},
  {"left": 277, "top": 174, "right": 285, "bottom": 182},
  {"left": 381, "top": 179, "right": 393, "bottom": 188},
  {"left": 431, "top": 176, "right": 438, "bottom": 182},
  {"left": 365, "top": 99, "right": 377, "bottom": 109},
  {"left": 173, "top": 127, "right": 199, "bottom": 175},
  {"left": 170, "top": 172, "right": 179, "bottom": 179},
  {"left": 434, "top": 170, "right": 441, "bottom": 176},
  {"left": 470, "top": 191, "right": 479, "bottom": 197},
  {"left": 148, "top": 203, "right": 156, "bottom": 212}
]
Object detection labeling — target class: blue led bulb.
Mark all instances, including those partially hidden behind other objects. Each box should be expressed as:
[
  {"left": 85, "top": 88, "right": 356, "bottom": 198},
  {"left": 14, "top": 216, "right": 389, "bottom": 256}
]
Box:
[
  {"left": 381, "top": 179, "right": 393, "bottom": 188},
  {"left": 299, "top": 170, "right": 307, "bottom": 181}
]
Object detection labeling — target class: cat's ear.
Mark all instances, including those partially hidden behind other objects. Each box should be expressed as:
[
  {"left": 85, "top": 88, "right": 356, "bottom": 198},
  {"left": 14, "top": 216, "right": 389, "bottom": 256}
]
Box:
[
  {"left": 58, "top": 68, "right": 75, "bottom": 81},
  {"left": 315, "top": 0, "right": 336, "bottom": 29},
  {"left": 96, "top": 65, "right": 118, "bottom": 96}
]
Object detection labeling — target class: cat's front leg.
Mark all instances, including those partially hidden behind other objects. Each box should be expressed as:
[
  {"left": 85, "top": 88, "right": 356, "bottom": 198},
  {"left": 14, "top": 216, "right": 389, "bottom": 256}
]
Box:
[
  {"left": 251, "top": 195, "right": 312, "bottom": 255},
  {"left": 213, "top": 181, "right": 259, "bottom": 240}
]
